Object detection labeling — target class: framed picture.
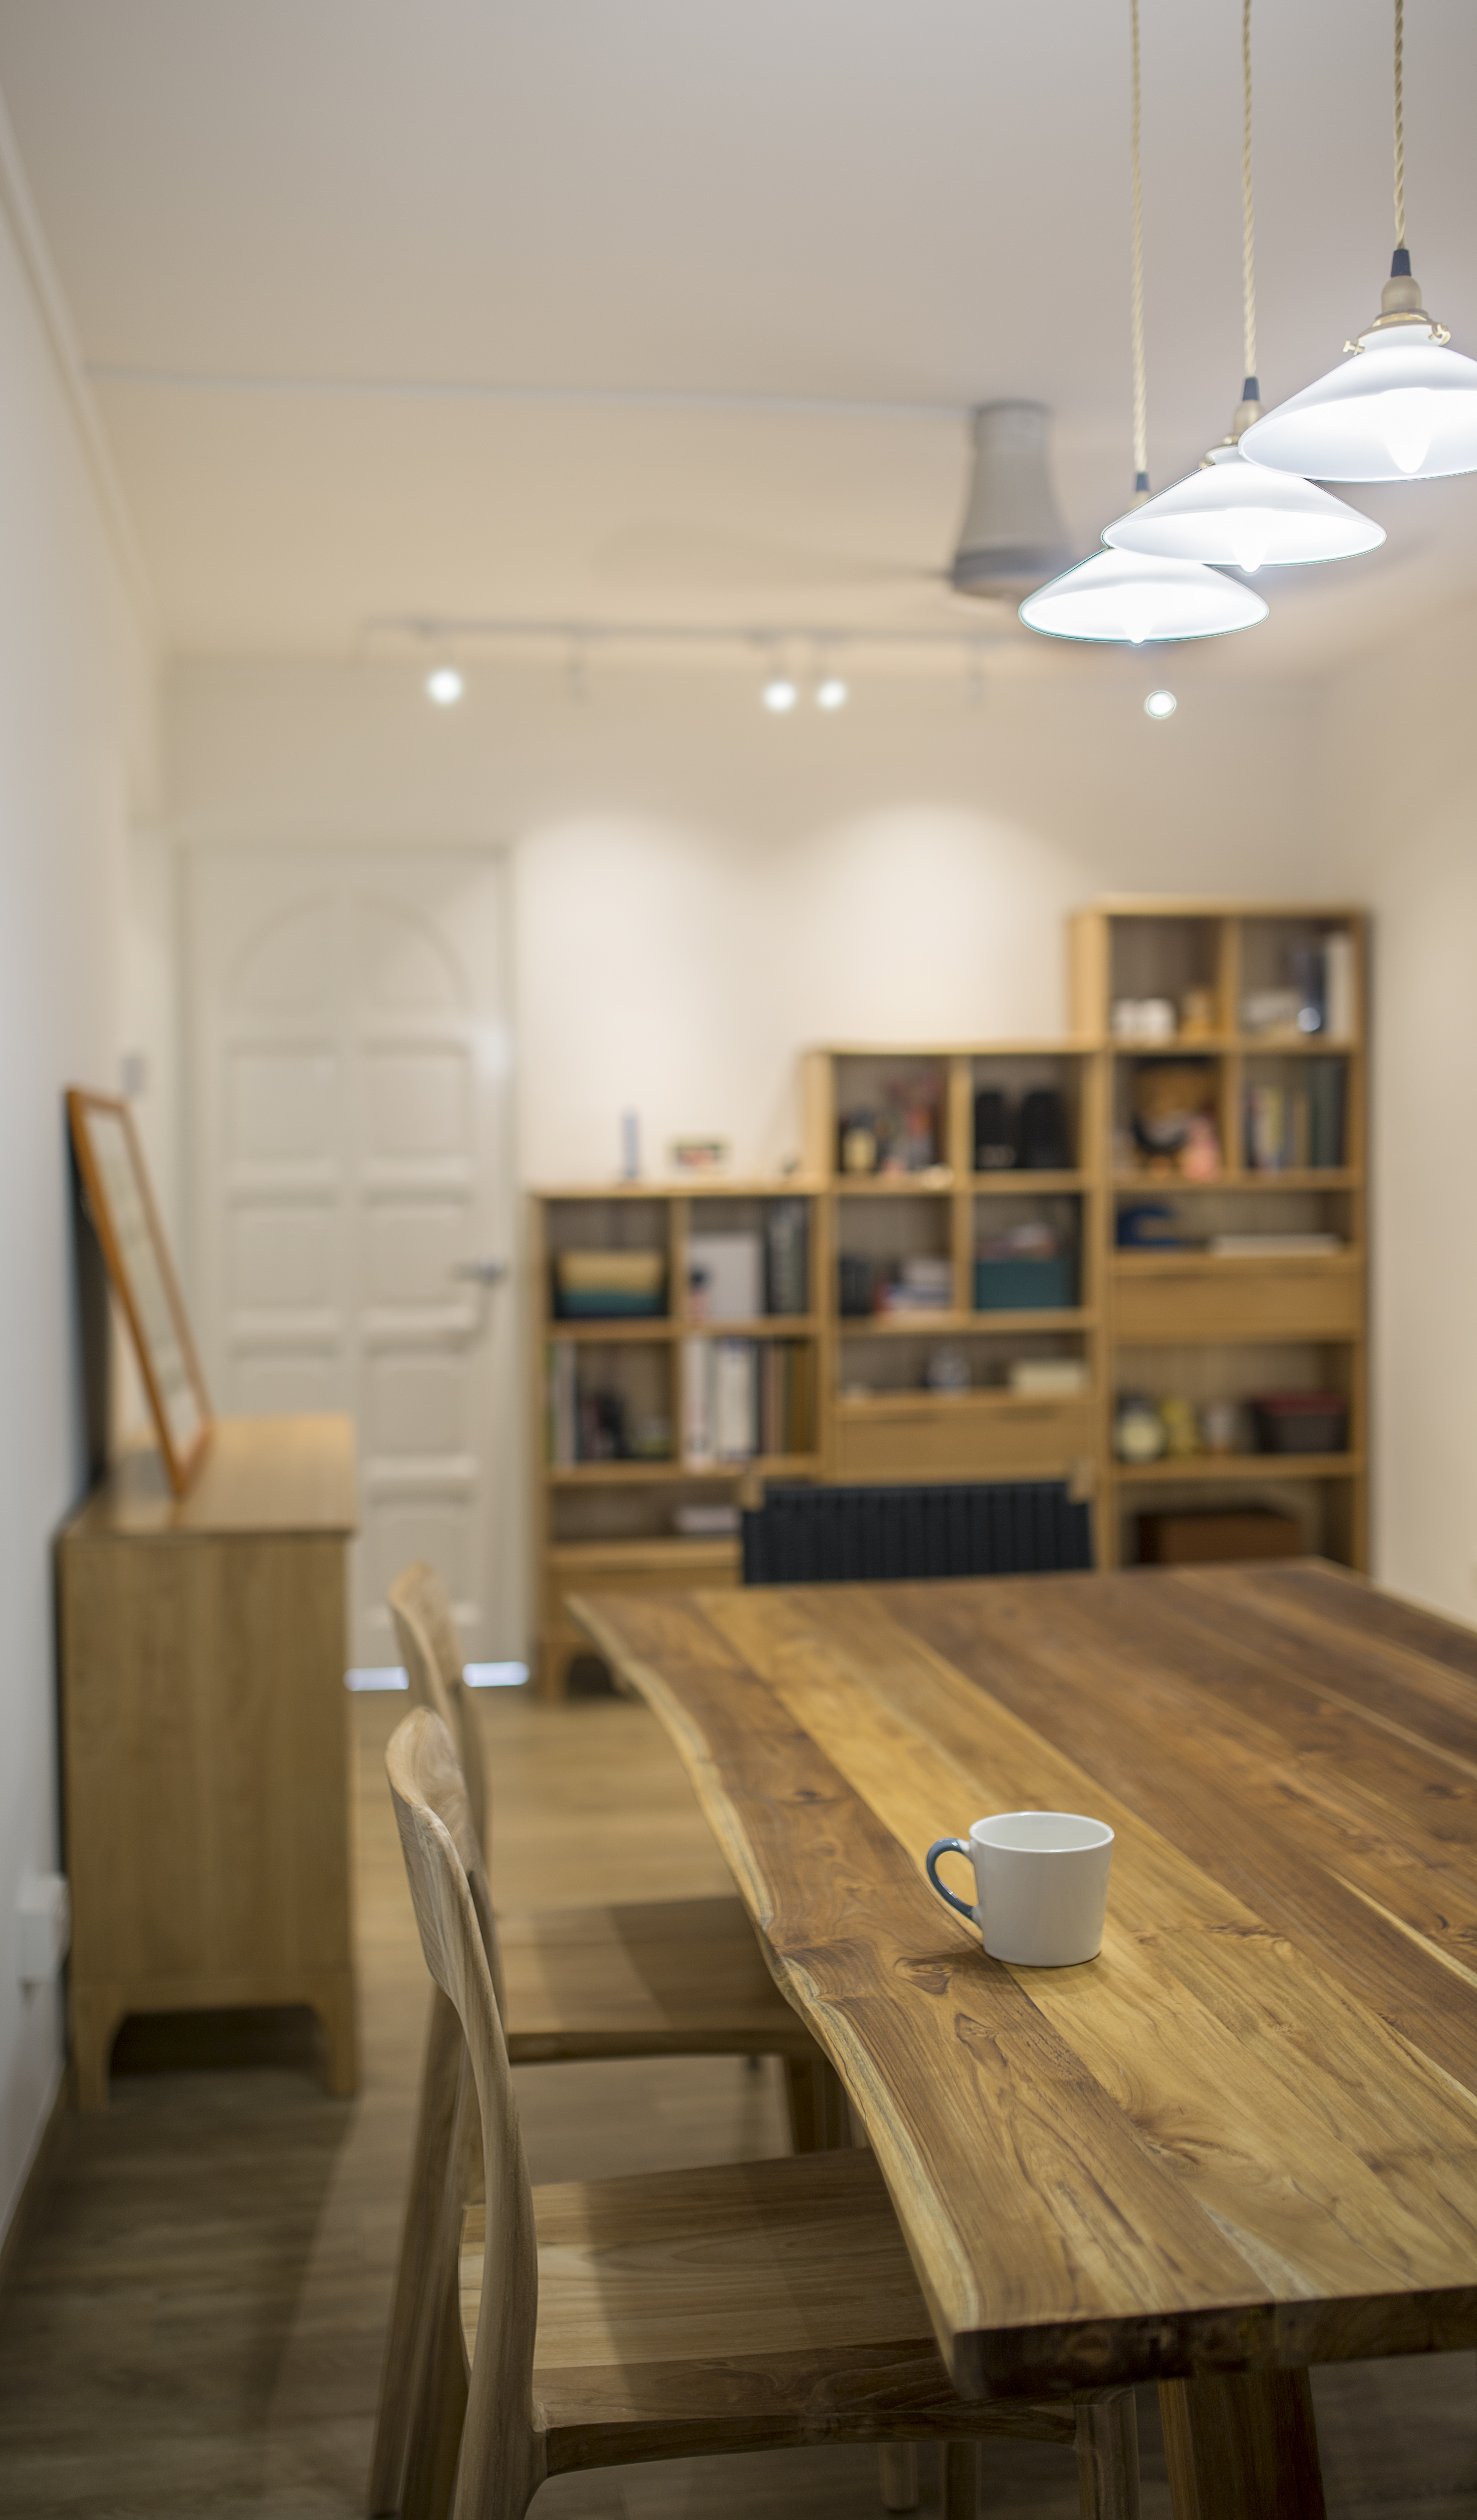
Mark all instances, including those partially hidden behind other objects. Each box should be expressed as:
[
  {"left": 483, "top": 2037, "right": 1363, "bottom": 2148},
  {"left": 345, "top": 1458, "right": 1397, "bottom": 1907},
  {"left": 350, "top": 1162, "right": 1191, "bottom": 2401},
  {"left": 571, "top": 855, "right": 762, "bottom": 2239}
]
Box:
[{"left": 67, "top": 1088, "right": 212, "bottom": 1494}]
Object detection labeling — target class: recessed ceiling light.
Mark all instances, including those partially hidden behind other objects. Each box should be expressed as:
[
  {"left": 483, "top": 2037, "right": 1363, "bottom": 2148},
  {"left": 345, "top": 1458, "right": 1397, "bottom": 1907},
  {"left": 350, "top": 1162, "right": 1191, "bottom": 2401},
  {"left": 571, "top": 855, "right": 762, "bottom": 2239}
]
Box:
[
  {"left": 426, "top": 665, "right": 465, "bottom": 706},
  {"left": 1144, "top": 689, "right": 1177, "bottom": 719},
  {"left": 763, "top": 676, "right": 799, "bottom": 713},
  {"left": 816, "top": 676, "right": 849, "bottom": 711}
]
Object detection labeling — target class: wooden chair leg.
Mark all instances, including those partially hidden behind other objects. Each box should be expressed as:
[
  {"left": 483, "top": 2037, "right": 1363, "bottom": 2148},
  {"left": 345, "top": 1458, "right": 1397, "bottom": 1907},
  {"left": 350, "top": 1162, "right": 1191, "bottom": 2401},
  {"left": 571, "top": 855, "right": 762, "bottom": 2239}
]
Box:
[
  {"left": 784, "top": 2051, "right": 854, "bottom": 2153},
  {"left": 879, "top": 2444, "right": 919, "bottom": 2510},
  {"left": 1076, "top": 2395, "right": 1141, "bottom": 2520},
  {"left": 367, "top": 1988, "right": 465, "bottom": 2516},
  {"left": 401, "top": 2265, "right": 468, "bottom": 2520},
  {"left": 942, "top": 2440, "right": 977, "bottom": 2520}
]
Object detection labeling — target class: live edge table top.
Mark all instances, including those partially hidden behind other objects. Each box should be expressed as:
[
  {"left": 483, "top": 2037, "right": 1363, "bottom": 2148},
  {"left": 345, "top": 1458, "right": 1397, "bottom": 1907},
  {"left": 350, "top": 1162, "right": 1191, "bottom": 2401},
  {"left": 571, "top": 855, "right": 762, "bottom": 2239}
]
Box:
[{"left": 570, "top": 1562, "right": 1477, "bottom": 2405}]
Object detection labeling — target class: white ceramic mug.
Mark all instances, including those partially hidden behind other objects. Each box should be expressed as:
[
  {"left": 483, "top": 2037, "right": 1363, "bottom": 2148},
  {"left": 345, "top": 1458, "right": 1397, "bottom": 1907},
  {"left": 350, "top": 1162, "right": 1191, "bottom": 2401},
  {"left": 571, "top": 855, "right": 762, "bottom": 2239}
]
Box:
[{"left": 925, "top": 1811, "right": 1114, "bottom": 1966}]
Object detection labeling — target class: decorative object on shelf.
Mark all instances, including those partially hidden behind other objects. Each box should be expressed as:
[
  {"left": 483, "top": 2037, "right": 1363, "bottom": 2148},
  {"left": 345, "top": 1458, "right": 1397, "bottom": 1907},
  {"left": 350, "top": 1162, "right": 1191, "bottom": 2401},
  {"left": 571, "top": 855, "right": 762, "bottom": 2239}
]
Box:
[
  {"left": 554, "top": 1249, "right": 666, "bottom": 1319},
  {"left": 1200, "top": 1398, "right": 1242, "bottom": 1456},
  {"left": 1111, "top": 997, "right": 1176, "bottom": 1041},
  {"left": 687, "top": 1230, "right": 763, "bottom": 1322},
  {"left": 619, "top": 1109, "right": 641, "bottom": 1180},
  {"left": 1159, "top": 1395, "right": 1203, "bottom": 1459},
  {"left": 924, "top": 1346, "right": 972, "bottom": 1393},
  {"left": 949, "top": 402, "right": 1072, "bottom": 599},
  {"left": 67, "top": 1086, "right": 213, "bottom": 1495},
  {"left": 1242, "top": 0, "right": 1477, "bottom": 482},
  {"left": 839, "top": 1113, "right": 878, "bottom": 1174},
  {"left": 1106, "top": 0, "right": 1384, "bottom": 572},
  {"left": 1116, "top": 1202, "right": 1188, "bottom": 1249},
  {"left": 975, "top": 1219, "right": 1076, "bottom": 1312},
  {"left": 876, "top": 1255, "right": 953, "bottom": 1316},
  {"left": 1115, "top": 1393, "right": 1167, "bottom": 1465},
  {"left": 838, "top": 1253, "right": 875, "bottom": 1317},
  {"left": 669, "top": 1136, "right": 731, "bottom": 1174},
  {"left": 972, "top": 1087, "right": 1017, "bottom": 1169},
  {"left": 1179, "top": 986, "right": 1217, "bottom": 1041},
  {"left": 1019, "top": 1087, "right": 1071, "bottom": 1170},
  {"left": 1022, "top": 0, "right": 1268, "bottom": 646},
  {"left": 1010, "top": 1358, "right": 1090, "bottom": 1398},
  {"left": 1131, "top": 1062, "right": 1221, "bottom": 1176},
  {"left": 1250, "top": 1392, "right": 1349, "bottom": 1454}
]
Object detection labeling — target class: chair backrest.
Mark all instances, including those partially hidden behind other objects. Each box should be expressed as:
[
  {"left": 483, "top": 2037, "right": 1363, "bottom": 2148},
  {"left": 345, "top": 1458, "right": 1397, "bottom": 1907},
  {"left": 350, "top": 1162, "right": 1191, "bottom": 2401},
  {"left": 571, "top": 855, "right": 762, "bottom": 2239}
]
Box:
[
  {"left": 387, "top": 1706, "right": 538, "bottom": 2520},
  {"left": 389, "top": 1561, "right": 489, "bottom": 1855},
  {"left": 741, "top": 1478, "right": 1093, "bottom": 1586}
]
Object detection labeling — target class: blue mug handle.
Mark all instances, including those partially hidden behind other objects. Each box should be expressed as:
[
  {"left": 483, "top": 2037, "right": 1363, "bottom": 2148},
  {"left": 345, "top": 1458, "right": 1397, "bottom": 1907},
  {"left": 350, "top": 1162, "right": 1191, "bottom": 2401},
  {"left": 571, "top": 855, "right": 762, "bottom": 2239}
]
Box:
[{"left": 926, "top": 1837, "right": 977, "bottom": 1921}]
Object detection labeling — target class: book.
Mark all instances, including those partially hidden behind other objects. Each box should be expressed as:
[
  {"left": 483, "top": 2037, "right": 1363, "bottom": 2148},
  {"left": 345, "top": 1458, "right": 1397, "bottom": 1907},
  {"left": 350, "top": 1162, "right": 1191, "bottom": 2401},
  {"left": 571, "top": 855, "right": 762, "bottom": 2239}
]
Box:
[
  {"left": 764, "top": 1200, "right": 810, "bottom": 1315},
  {"left": 1322, "top": 933, "right": 1356, "bottom": 1041},
  {"left": 688, "top": 1231, "right": 763, "bottom": 1322},
  {"left": 546, "top": 1342, "right": 577, "bottom": 1466},
  {"left": 713, "top": 1338, "right": 758, "bottom": 1461}
]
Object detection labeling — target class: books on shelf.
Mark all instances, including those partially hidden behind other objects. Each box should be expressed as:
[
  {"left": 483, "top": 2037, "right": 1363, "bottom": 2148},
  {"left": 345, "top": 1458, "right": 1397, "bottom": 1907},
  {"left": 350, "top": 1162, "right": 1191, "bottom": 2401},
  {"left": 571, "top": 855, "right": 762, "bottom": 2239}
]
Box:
[
  {"left": 683, "top": 1335, "right": 814, "bottom": 1464},
  {"left": 1245, "top": 1063, "right": 1344, "bottom": 1171},
  {"left": 875, "top": 1255, "right": 953, "bottom": 1315},
  {"left": 765, "top": 1199, "right": 810, "bottom": 1315},
  {"left": 1240, "top": 933, "right": 1357, "bottom": 1043}
]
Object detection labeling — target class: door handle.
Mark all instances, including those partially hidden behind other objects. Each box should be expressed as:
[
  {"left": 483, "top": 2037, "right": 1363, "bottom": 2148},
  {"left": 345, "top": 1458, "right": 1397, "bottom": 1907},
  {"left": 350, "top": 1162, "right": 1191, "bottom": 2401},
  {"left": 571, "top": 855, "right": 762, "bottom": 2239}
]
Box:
[{"left": 450, "top": 1258, "right": 509, "bottom": 1287}]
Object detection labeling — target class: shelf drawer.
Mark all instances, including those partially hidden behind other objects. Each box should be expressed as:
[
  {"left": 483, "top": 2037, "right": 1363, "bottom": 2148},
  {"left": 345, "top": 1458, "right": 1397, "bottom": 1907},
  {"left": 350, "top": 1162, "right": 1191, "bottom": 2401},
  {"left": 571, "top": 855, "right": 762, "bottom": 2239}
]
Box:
[
  {"left": 832, "top": 1398, "right": 1096, "bottom": 1483},
  {"left": 1114, "top": 1264, "right": 1362, "bottom": 1343}
]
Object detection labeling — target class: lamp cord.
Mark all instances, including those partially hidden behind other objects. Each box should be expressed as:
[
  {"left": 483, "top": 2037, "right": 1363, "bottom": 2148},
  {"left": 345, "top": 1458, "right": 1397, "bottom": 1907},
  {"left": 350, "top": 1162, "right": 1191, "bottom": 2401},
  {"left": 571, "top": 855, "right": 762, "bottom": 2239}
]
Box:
[
  {"left": 1130, "top": 0, "right": 1147, "bottom": 492},
  {"left": 1393, "top": 0, "right": 1406, "bottom": 249},
  {"left": 1241, "top": 0, "right": 1257, "bottom": 391}
]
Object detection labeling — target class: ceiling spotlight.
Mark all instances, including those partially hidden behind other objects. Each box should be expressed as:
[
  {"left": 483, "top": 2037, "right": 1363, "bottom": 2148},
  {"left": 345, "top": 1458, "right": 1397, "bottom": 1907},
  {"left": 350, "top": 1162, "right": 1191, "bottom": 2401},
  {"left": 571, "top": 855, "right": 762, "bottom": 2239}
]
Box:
[
  {"left": 816, "top": 676, "right": 849, "bottom": 711},
  {"left": 763, "top": 675, "right": 799, "bottom": 713},
  {"left": 1144, "top": 689, "right": 1178, "bottom": 719},
  {"left": 426, "top": 665, "right": 465, "bottom": 706}
]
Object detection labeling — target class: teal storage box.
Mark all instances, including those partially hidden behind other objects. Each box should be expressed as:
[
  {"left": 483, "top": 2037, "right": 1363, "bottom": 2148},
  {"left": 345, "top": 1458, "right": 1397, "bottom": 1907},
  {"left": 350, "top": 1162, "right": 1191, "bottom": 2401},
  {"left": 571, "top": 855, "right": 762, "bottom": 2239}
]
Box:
[{"left": 974, "top": 1255, "right": 1076, "bottom": 1311}]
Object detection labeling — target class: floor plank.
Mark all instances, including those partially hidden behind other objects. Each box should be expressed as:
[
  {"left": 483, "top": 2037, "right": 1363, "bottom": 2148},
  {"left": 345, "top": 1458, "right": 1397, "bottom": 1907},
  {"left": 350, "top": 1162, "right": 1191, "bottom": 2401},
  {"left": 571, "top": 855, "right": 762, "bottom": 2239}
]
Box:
[{"left": 0, "top": 1686, "right": 1469, "bottom": 2515}]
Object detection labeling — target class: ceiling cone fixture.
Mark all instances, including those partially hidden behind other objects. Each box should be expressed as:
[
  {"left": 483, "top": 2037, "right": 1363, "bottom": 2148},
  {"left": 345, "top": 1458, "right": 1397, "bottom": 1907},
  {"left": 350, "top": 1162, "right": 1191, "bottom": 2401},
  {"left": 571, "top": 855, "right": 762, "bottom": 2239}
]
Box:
[
  {"left": 1106, "top": 0, "right": 1384, "bottom": 569},
  {"left": 950, "top": 403, "right": 1072, "bottom": 598},
  {"left": 1242, "top": 0, "right": 1477, "bottom": 482},
  {"left": 1023, "top": 0, "right": 1267, "bottom": 643}
]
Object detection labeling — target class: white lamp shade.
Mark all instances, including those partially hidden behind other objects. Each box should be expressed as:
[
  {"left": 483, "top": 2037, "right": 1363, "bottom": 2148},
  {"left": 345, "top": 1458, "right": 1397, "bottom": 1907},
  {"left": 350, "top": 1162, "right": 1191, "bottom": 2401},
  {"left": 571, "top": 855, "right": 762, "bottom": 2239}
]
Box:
[
  {"left": 1103, "top": 446, "right": 1385, "bottom": 570},
  {"left": 1241, "top": 321, "right": 1477, "bottom": 482},
  {"left": 1019, "top": 546, "right": 1268, "bottom": 643}
]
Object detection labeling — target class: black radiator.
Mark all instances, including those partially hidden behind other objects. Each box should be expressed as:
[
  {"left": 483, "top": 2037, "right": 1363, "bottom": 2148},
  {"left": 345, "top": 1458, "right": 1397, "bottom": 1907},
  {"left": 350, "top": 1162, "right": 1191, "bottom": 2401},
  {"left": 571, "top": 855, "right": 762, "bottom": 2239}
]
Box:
[{"left": 740, "top": 1479, "right": 1092, "bottom": 1587}]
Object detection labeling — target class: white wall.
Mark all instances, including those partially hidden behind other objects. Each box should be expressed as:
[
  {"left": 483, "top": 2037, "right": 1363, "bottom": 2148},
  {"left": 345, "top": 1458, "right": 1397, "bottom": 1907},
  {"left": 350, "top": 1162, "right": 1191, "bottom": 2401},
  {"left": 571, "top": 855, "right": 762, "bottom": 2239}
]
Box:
[
  {"left": 1322, "top": 594, "right": 1477, "bottom": 1626},
  {"left": 168, "top": 655, "right": 1330, "bottom": 1182},
  {"left": 0, "top": 170, "right": 156, "bottom": 2226}
]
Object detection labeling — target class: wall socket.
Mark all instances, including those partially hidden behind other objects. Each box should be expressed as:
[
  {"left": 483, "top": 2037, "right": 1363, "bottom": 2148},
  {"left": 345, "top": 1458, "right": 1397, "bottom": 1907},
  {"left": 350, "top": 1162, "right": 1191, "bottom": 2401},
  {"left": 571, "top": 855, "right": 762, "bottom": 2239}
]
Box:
[{"left": 17, "top": 1873, "right": 71, "bottom": 1986}]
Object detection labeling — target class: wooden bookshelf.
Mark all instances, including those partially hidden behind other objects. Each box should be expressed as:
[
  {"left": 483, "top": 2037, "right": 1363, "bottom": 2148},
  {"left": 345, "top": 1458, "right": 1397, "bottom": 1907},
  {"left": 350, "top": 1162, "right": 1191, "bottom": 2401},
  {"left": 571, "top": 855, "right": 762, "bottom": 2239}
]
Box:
[
  {"left": 528, "top": 902, "right": 1368, "bottom": 1691},
  {"left": 1070, "top": 898, "right": 1368, "bottom": 1572},
  {"left": 530, "top": 1180, "right": 824, "bottom": 1696}
]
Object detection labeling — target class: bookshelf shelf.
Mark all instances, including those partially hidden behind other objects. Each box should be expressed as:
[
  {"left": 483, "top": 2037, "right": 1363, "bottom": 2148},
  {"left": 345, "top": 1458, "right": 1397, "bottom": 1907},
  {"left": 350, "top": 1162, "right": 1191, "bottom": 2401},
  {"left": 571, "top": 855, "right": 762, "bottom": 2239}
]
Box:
[
  {"left": 1111, "top": 1452, "right": 1361, "bottom": 1485},
  {"left": 842, "top": 1306, "right": 1096, "bottom": 1336},
  {"left": 1113, "top": 1170, "right": 1360, "bottom": 1192},
  {"left": 547, "top": 1314, "right": 820, "bottom": 1342}
]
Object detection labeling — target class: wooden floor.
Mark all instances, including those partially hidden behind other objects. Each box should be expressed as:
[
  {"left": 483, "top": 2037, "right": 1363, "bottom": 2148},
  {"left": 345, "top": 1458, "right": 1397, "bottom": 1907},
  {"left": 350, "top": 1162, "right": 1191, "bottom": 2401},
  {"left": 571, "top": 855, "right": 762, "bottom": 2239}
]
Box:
[{"left": 0, "top": 1684, "right": 1472, "bottom": 2517}]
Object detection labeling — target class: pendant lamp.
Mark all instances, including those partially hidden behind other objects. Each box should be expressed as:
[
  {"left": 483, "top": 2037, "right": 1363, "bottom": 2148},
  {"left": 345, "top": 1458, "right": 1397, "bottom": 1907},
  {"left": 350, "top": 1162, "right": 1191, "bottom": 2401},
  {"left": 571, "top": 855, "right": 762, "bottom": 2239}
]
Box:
[
  {"left": 950, "top": 403, "right": 1072, "bottom": 598},
  {"left": 1241, "top": 0, "right": 1477, "bottom": 483},
  {"left": 1106, "top": 1, "right": 1384, "bottom": 567},
  {"left": 1022, "top": 0, "right": 1268, "bottom": 645}
]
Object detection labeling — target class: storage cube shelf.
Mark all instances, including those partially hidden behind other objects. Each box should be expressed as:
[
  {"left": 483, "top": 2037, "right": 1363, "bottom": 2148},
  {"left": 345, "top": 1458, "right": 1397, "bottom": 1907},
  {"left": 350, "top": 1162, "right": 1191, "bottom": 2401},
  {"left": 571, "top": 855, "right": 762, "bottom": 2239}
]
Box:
[{"left": 529, "top": 903, "right": 1367, "bottom": 1693}]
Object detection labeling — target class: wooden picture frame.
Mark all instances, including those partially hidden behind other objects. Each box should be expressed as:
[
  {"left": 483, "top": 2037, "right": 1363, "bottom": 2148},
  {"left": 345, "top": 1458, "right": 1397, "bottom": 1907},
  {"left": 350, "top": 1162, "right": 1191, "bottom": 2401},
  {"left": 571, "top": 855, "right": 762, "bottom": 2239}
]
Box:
[{"left": 67, "top": 1087, "right": 213, "bottom": 1494}]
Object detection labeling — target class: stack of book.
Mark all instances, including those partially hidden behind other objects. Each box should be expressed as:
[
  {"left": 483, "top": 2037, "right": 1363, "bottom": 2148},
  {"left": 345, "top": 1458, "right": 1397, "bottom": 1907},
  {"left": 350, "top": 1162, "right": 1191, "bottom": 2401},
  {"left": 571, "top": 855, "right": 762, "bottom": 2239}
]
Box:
[
  {"left": 875, "top": 1256, "right": 953, "bottom": 1316},
  {"left": 685, "top": 1204, "right": 811, "bottom": 1321},
  {"left": 683, "top": 1337, "right": 815, "bottom": 1464}
]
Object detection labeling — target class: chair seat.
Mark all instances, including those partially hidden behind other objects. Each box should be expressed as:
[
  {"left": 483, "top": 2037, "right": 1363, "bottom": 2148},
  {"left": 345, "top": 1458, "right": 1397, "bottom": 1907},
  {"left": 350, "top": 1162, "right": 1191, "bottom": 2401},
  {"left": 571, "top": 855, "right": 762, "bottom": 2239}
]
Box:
[
  {"left": 461, "top": 2146, "right": 1075, "bottom": 2470},
  {"left": 499, "top": 1892, "right": 818, "bottom": 2060}
]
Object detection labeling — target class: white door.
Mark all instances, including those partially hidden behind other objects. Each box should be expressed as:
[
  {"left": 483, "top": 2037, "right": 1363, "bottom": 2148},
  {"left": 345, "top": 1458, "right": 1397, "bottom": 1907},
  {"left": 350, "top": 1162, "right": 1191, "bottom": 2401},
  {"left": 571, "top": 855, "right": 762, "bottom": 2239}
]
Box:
[{"left": 187, "top": 847, "right": 519, "bottom": 1668}]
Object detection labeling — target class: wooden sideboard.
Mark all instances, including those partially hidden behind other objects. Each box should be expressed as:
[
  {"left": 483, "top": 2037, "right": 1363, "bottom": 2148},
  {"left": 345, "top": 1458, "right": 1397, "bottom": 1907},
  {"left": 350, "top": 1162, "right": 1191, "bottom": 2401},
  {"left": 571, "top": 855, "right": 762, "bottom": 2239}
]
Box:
[{"left": 57, "top": 1414, "right": 359, "bottom": 2108}]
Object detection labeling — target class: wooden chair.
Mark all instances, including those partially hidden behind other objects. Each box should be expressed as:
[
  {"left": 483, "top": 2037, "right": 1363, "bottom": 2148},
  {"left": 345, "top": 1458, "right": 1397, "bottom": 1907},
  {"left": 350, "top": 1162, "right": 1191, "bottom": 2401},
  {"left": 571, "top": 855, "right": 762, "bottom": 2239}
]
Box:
[
  {"left": 377, "top": 1704, "right": 1141, "bottom": 2520},
  {"left": 385, "top": 1564, "right": 841, "bottom": 2143}
]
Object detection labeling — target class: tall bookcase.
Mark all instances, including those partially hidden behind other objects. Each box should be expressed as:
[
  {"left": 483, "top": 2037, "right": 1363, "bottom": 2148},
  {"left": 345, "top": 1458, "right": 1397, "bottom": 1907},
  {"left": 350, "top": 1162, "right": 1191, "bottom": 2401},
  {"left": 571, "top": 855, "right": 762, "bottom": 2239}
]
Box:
[
  {"left": 530, "top": 1183, "right": 823, "bottom": 1697},
  {"left": 529, "top": 899, "right": 1368, "bottom": 1692},
  {"left": 1071, "top": 898, "right": 1367, "bottom": 1572}
]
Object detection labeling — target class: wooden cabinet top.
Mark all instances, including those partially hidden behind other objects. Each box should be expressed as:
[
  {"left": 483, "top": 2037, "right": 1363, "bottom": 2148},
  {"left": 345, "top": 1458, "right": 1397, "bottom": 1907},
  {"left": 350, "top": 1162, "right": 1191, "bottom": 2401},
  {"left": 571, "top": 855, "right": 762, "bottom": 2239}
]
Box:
[{"left": 63, "top": 1414, "right": 359, "bottom": 1542}]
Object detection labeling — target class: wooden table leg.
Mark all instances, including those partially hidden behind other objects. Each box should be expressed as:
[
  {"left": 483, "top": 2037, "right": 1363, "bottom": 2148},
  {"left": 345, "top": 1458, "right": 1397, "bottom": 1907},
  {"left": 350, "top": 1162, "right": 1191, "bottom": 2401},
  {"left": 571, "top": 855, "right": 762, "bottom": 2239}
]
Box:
[
  {"left": 878, "top": 2444, "right": 919, "bottom": 2510},
  {"left": 1159, "top": 2371, "right": 1326, "bottom": 2520},
  {"left": 942, "top": 2439, "right": 977, "bottom": 2520}
]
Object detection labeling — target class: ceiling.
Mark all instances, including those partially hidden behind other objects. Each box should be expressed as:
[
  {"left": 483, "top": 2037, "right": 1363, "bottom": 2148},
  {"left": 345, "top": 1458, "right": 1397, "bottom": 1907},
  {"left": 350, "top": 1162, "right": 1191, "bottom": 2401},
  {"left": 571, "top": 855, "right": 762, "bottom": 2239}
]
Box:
[{"left": 1, "top": 0, "right": 1475, "bottom": 674}]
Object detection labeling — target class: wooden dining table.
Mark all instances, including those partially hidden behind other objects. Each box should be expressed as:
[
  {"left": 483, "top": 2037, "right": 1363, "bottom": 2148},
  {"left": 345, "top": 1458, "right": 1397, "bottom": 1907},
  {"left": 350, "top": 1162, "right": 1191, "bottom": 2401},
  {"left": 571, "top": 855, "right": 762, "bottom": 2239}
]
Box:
[{"left": 571, "top": 1560, "right": 1477, "bottom": 2520}]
